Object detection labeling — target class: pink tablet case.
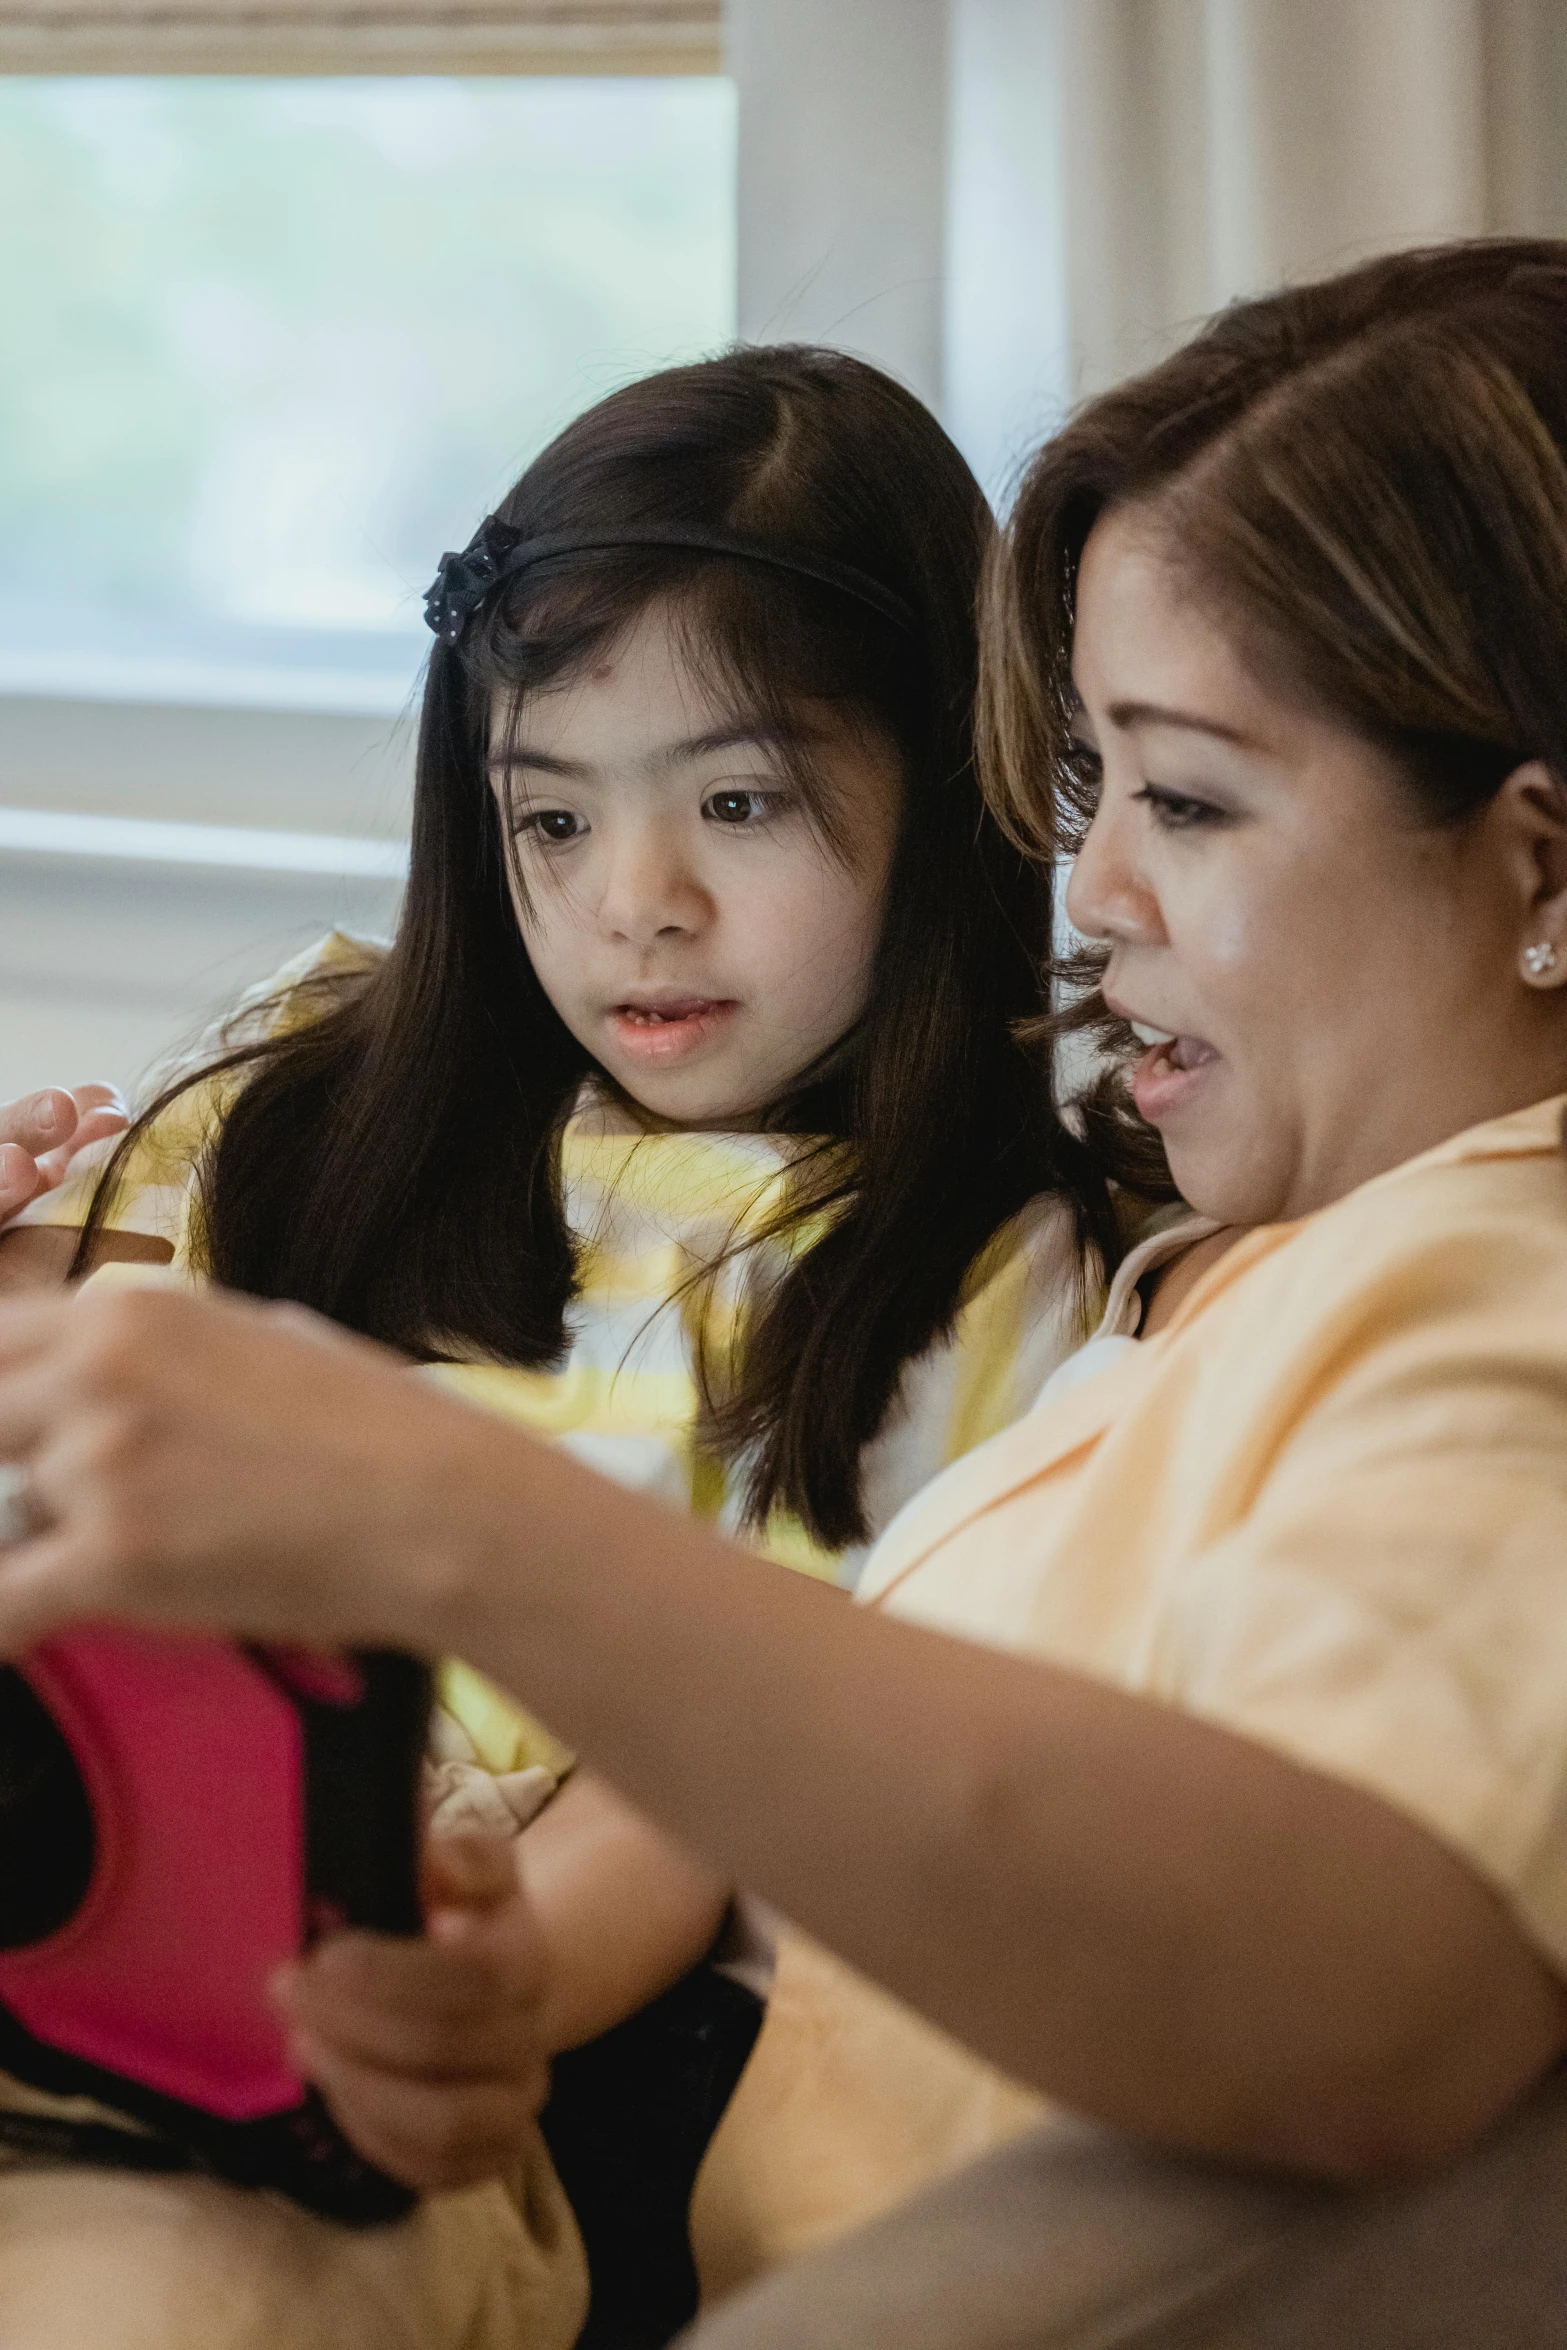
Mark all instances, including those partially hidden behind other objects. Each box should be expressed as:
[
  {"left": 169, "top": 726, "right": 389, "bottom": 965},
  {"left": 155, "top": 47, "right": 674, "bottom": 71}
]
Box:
[{"left": 0, "top": 1629, "right": 429, "bottom": 2222}]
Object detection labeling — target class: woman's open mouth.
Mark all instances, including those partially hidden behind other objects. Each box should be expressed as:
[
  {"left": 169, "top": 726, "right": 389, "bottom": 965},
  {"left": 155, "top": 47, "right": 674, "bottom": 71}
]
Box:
[
  {"left": 1129, "top": 1023, "right": 1221, "bottom": 1123},
  {"left": 609, "top": 998, "right": 739, "bottom": 1064}
]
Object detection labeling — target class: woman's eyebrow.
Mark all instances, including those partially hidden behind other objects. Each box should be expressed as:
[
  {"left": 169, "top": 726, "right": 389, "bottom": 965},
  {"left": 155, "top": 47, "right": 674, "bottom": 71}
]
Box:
[{"left": 1106, "top": 697, "right": 1258, "bottom": 748}]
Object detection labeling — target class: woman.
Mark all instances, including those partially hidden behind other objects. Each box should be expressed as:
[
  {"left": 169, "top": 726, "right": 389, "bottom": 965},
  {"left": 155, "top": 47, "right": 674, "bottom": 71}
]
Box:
[{"left": 4, "top": 236, "right": 1567, "bottom": 2334}]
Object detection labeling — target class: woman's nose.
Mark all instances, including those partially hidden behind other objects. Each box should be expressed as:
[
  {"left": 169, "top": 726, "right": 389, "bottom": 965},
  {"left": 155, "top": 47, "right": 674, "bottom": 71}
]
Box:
[{"left": 1064, "top": 796, "right": 1161, "bottom": 946}]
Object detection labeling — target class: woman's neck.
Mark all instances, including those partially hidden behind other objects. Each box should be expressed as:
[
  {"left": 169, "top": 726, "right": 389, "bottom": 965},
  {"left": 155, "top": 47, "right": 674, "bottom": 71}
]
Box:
[{"left": 1139, "top": 1226, "right": 1249, "bottom": 1336}]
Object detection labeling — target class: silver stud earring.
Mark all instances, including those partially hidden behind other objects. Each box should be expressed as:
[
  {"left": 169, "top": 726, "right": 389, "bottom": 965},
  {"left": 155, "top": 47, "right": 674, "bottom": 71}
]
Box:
[{"left": 1524, "top": 940, "right": 1559, "bottom": 978}]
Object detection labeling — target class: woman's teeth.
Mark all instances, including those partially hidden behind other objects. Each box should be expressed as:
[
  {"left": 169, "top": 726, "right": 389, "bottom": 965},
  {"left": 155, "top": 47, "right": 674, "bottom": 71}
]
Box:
[{"left": 1129, "top": 1022, "right": 1218, "bottom": 1068}]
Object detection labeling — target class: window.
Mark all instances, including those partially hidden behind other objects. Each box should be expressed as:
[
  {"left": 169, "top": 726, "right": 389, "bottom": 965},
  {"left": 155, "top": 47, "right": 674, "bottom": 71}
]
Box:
[{"left": 0, "top": 73, "right": 736, "bottom": 713}]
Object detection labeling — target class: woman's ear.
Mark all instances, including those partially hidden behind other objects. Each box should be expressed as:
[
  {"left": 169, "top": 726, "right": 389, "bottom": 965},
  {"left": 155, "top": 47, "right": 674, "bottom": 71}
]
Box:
[{"left": 1499, "top": 762, "right": 1567, "bottom": 990}]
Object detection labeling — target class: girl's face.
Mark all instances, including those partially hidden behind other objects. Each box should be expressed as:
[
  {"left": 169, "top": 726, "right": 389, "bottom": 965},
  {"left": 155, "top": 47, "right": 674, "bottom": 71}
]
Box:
[
  {"left": 1065, "top": 508, "right": 1567, "bottom": 1227},
  {"left": 490, "top": 598, "right": 904, "bottom": 1128}
]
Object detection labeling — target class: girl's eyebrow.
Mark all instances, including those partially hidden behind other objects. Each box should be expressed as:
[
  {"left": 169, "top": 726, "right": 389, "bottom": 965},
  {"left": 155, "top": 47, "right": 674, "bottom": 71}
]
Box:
[
  {"left": 488, "top": 746, "right": 590, "bottom": 780},
  {"left": 488, "top": 725, "right": 799, "bottom": 782},
  {"left": 652, "top": 723, "right": 799, "bottom": 770}
]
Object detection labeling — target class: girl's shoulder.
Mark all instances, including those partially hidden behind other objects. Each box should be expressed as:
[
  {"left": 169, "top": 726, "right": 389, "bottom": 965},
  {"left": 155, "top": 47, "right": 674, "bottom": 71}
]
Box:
[{"left": 234, "top": 928, "right": 384, "bottom": 1042}]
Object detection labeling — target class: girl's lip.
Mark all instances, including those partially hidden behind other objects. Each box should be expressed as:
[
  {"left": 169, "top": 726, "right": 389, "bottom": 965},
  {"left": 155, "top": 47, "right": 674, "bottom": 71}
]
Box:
[
  {"left": 608, "top": 999, "right": 739, "bottom": 1064},
  {"left": 1131, "top": 1033, "right": 1220, "bottom": 1123}
]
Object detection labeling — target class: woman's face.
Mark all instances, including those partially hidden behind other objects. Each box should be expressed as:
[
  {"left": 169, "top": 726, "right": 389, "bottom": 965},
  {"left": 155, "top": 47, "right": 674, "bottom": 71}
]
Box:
[
  {"left": 1065, "top": 508, "right": 1567, "bottom": 1226},
  {"left": 490, "top": 598, "right": 903, "bottom": 1128}
]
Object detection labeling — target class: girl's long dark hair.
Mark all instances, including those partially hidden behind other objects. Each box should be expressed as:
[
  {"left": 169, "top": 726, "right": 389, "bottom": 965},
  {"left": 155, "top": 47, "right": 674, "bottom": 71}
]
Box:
[{"left": 84, "top": 345, "right": 1119, "bottom": 1547}]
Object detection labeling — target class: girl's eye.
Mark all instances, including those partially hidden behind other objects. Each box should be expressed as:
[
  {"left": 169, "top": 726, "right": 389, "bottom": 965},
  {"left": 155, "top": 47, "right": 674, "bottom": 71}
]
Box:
[
  {"left": 517, "top": 808, "right": 584, "bottom": 845},
  {"left": 702, "top": 788, "right": 776, "bottom": 826},
  {"left": 1062, "top": 741, "right": 1103, "bottom": 787},
  {"left": 1133, "top": 783, "right": 1226, "bottom": 831}
]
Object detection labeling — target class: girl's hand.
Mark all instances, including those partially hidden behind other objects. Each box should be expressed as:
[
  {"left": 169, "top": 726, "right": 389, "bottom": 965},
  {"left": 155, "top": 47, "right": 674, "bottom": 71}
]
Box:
[
  {"left": 272, "top": 1828, "right": 554, "bottom": 2194},
  {"left": 0, "top": 1087, "right": 127, "bottom": 1223}
]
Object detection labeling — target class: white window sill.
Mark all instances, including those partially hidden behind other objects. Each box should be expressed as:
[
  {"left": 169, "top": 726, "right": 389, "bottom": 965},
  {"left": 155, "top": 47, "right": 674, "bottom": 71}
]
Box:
[{"left": 0, "top": 805, "right": 408, "bottom": 880}]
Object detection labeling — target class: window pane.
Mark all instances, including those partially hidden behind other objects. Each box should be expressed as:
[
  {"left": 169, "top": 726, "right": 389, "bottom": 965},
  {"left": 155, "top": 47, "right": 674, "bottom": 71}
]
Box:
[{"left": 0, "top": 76, "right": 736, "bottom": 712}]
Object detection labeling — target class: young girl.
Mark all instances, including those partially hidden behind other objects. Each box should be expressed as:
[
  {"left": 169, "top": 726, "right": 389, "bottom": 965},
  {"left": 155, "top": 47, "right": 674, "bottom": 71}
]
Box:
[{"left": 0, "top": 347, "right": 1130, "bottom": 2349}]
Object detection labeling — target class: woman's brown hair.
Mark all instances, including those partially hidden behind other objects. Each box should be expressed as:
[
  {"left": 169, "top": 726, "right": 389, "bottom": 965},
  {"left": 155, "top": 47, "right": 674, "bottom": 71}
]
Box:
[
  {"left": 980, "top": 238, "right": 1567, "bottom": 1186},
  {"left": 82, "top": 346, "right": 1118, "bottom": 1549}
]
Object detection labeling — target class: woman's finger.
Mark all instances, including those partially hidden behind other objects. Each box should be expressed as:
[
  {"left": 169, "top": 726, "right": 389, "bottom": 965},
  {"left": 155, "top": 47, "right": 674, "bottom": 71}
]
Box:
[
  {"left": 0, "top": 1358, "right": 77, "bottom": 1472},
  {"left": 0, "top": 1292, "right": 81, "bottom": 1372},
  {"left": 0, "top": 1523, "right": 123, "bottom": 1655}
]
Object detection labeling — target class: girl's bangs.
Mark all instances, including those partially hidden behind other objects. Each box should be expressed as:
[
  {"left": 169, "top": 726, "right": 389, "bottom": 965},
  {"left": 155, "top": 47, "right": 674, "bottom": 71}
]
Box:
[{"left": 470, "top": 552, "right": 919, "bottom": 874}]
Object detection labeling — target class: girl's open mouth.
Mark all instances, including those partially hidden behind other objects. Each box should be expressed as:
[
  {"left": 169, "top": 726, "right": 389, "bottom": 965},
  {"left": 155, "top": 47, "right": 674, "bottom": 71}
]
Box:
[
  {"left": 1130, "top": 1025, "right": 1221, "bottom": 1123},
  {"left": 609, "top": 998, "right": 739, "bottom": 1064}
]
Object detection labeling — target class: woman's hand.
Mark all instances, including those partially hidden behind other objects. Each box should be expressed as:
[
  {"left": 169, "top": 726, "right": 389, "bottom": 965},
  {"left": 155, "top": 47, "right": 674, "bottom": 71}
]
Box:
[
  {"left": 273, "top": 1828, "right": 553, "bottom": 2193},
  {"left": 0, "top": 1087, "right": 127, "bottom": 1224},
  {"left": 0, "top": 1281, "right": 488, "bottom": 1653}
]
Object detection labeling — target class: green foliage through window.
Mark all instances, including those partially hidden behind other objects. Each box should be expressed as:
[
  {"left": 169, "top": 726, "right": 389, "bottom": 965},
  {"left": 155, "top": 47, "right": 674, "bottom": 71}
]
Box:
[{"left": 0, "top": 76, "right": 736, "bottom": 708}]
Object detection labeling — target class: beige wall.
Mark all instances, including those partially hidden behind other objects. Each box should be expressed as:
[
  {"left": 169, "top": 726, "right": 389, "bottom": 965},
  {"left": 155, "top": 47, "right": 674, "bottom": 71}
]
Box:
[
  {"left": 730, "top": 0, "right": 949, "bottom": 407},
  {"left": 0, "top": 697, "right": 411, "bottom": 1100},
  {"left": 1054, "top": 0, "right": 1567, "bottom": 397},
  {"left": 0, "top": 850, "right": 402, "bottom": 1103}
]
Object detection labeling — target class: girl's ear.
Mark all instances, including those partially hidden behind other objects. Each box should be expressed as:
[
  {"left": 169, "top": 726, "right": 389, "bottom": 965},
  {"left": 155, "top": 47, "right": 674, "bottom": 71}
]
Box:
[{"left": 1501, "top": 761, "right": 1567, "bottom": 990}]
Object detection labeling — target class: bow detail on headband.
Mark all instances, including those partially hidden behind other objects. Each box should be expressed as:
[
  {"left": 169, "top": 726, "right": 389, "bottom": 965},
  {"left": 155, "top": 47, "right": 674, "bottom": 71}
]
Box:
[
  {"left": 423, "top": 519, "right": 526, "bottom": 647},
  {"left": 423, "top": 516, "right": 923, "bottom": 649}
]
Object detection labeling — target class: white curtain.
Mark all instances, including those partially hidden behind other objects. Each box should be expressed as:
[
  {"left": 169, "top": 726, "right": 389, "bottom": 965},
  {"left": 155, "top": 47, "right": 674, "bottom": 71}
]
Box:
[
  {"left": 1049, "top": 0, "right": 1567, "bottom": 395},
  {"left": 947, "top": 0, "right": 1567, "bottom": 489},
  {"left": 0, "top": 0, "right": 720, "bottom": 74}
]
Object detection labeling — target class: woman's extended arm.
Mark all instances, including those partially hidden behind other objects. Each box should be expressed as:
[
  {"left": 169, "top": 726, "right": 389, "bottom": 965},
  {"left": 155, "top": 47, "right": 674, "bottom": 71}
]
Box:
[{"left": 0, "top": 1281, "right": 1557, "bottom": 2180}]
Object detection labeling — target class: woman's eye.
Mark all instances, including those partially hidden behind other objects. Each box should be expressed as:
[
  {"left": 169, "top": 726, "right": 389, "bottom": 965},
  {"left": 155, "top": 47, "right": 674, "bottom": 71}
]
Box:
[
  {"left": 517, "top": 808, "right": 584, "bottom": 845},
  {"left": 702, "top": 788, "right": 775, "bottom": 826},
  {"left": 1134, "top": 783, "right": 1225, "bottom": 830}
]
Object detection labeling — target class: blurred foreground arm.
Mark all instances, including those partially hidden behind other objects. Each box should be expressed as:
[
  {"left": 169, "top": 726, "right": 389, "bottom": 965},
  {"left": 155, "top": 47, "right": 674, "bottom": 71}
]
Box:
[{"left": 0, "top": 1281, "right": 1558, "bottom": 2182}]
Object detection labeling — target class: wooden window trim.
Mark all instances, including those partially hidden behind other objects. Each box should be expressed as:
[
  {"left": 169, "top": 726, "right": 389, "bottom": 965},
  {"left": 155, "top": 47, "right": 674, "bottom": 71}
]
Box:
[{"left": 0, "top": 4, "right": 722, "bottom": 76}]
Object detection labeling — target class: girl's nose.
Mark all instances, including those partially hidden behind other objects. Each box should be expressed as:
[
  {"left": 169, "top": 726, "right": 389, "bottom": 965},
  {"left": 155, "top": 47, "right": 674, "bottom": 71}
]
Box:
[
  {"left": 1063, "top": 792, "right": 1162, "bottom": 947},
  {"left": 595, "top": 832, "right": 709, "bottom": 947}
]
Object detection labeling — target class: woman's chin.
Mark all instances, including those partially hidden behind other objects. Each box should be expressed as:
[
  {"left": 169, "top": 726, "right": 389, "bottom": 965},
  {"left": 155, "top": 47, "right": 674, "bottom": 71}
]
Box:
[{"left": 1164, "top": 1133, "right": 1287, "bottom": 1231}]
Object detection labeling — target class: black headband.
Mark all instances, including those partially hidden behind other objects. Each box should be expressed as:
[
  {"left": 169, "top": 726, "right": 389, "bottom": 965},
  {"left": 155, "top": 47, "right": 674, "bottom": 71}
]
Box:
[{"left": 422, "top": 518, "right": 921, "bottom": 647}]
